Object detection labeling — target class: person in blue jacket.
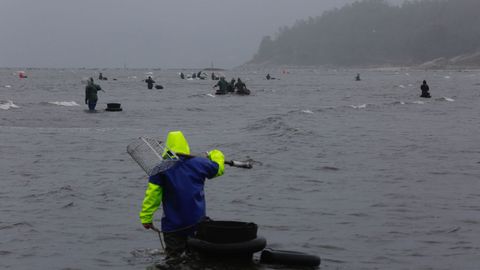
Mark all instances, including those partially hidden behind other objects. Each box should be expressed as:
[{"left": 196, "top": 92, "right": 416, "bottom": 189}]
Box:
[{"left": 139, "top": 131, "right": 225, "bottom": 257}]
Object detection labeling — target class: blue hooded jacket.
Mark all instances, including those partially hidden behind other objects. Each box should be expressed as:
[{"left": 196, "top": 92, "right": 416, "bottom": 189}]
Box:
[{"left": 139, "top": 131, "right": 224, "bottom": 233}]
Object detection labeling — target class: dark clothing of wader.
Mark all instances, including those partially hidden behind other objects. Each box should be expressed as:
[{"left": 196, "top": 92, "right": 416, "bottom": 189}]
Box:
[
  {"left": 227, "top": 80, "right": 235, "bottom": 93},
  {"left": 163, "top": 229, "right": 192, "bottom": 257},
  {"left": 421, "top": 84, "right": 431, "bottom": 98},
  {"left": 146, "top": 78, "right": 155, "bottom": 89},
  {"left": 85, "top": 83, "right": 101, "bottom": 111},
  {"left": 214, "top": 79, "right": 229, "bottom": 95},
  {"left": 235, "top": 81, "right": 250, "bottom": 95}
]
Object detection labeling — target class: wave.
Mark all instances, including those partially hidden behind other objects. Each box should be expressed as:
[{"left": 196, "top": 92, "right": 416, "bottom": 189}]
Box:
[
  {"left": 4, "top": 85, "right": 11, "bottom": 88},
  {"left": 350, "top": 104, "right": 368, "bottom": 109},
  {"left": 0, "top": 100, "right": 20, "bottom": 110},
  {"left": 48, "top": 101, "right": 80, "bottom": 107},
  {"left": 436, "top": 97, "right": 455, "bottom": 102},
  {"left": 411, "top": 101, "right": 425, "bottom": 104}
]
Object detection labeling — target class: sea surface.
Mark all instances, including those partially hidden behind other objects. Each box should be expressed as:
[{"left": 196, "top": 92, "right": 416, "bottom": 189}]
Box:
[{"left": 1, "top": 67, "right": 479, "bottom": 270}]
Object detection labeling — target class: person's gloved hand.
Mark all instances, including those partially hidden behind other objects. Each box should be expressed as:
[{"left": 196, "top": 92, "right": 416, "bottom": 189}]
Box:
[
  {"left": 207, "top": 149, "right": 225, "bottom": 176},
  {"left": 142, "top": 223, "right": 153, "bottom": 230}
]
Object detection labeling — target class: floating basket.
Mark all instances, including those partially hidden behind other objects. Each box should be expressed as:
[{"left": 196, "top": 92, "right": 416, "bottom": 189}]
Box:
[{"left": 126, "top": 137, "right": 179, "bottom": 176}]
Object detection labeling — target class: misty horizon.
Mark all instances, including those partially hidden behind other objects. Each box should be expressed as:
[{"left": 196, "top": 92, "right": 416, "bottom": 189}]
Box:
[{"left": 0, "top": 0, "right": 403, "bottom": 69}]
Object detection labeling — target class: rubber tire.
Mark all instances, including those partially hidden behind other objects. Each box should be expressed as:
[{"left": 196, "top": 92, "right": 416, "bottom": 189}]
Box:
[
  {"left": 260, "top": 248, "right": 321, "bottom": 267},
  {"left": 187, "top": 236, "right": 266, "bottom": 255}
]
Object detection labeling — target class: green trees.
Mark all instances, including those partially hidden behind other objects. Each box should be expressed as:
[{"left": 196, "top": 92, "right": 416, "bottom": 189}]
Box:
[{"left": 251, "top": 0, "right": 480, "bottom": 66}]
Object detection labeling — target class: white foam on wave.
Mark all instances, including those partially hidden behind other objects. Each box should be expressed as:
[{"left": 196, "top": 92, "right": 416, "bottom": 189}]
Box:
[
  {"left": 444, "top": 76, "right": 451, "bottom": 79},
  {"left": 5, "top": 85, "right": 11, "bottom": 88},
  {"left": 206, "top": 94, "right": 215, "bottom": 98},
  {"left": 398, "top": 85, "right": 406, "bottom": 88},
  {"left": 48, "top": 101, "right": 80, "bottom": 107},
  {"left": 0, "top": 100, "right": 20, "bottom": 110},
  {"left": 350, "top": 104, "right": 367, "bottom": 109},
  {"left": 301, "top": 110, "right": 314, "bottom": 114},
  {"left": 440, "top": 97, "right": 455, "bottom": 102},
  {"left": 412, "top": 101, "right": 425, "bottom": 104}
]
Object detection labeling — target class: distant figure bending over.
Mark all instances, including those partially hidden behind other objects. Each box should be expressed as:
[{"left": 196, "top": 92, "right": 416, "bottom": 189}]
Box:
[
  {"left": 145, "top": 76, "right": 155, "bottom": 89},
  {"left": 420, "top": 80, "right": 431, "bottom": 98},
  {"left": 85, "top": 78, "right": 102, "bottom": 111},
  {"left": 355, "top": 73, "right": 361, "bottom": 81}
]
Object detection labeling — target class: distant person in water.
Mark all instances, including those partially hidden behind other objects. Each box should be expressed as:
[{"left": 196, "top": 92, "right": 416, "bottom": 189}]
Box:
[
  {"left": 99, "top": 72, "right": 104, "bottom": 80},
  {"left": 227, "top": 78, "right": 236, "bottom": 93},
  {"left": 197, "top": 71, "right": 207, "bottom": 80},
  {"left": 180, "top": 72, "right": 185, "bottom": 79},
  {"left": 235, "top": 78, "right": 250, "bottom": 95},
  {"left": 266, "top": 73, "right": 276, "bottom": 80},
  {"left": 420, "top": 80, "right": 431, "bottom": 98},
  {"left": 213, "top": 77, "right": 229, "bottom": 95},
  {"left": 145, "top": 76, "right": 155, "bottom": 89},
  {"left": 192, "top": 73, "right": 197, "bottom": 79},
  {"left": 235, "top": 78, "right": 246, "bottom": 91},
  {"left": 85, "top": 78, "right": 102, "bottom": 111},
  {"left": 355, "top": 73, "right": 361, "bottom": 81},
  {"left": 211, "top": 72, "right": 218, "bottom": 80}
]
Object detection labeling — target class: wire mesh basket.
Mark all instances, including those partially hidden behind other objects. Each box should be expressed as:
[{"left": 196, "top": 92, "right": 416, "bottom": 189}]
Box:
[{"left": 126, "top": 137, "right": 179, "bottom": 176}]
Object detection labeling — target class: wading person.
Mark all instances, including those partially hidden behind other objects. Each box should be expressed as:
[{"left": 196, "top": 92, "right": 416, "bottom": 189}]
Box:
[
  {"left": 145, "top": 76, "right": 155, "bottom": 89},
  {"left": 227, "top": 78, "right": 236, "bottom": 93},
  {"left": 213, "top": 77, "right": 229, "bottom": 95},
  {"left": 235, "top": 78, "right": 250, "bottom": 95},
  {"left": 139, "top": 131, "right": 225, "bottom": 258},
  {"left": 85, "top": 78, "right": 102, "bottom": 111},
  {"left": 420, "top": 80, "right": 431, "bottom": 98}
]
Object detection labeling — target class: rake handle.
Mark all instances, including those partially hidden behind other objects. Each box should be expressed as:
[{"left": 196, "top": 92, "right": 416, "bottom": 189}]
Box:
[
  {"left": 225, "top": 160, "right": 253, "bottom": 169},
  {"left": 177, "top": 153, "right": 252, "bottom": 169}
]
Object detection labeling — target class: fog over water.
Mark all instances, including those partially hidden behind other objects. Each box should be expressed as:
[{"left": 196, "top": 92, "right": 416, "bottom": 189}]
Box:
[{"left": 1, "top": 0, "right": 402, "bottom": 68}]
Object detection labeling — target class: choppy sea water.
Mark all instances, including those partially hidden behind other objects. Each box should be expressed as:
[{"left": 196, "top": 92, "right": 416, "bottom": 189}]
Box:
[{"left": 1, "top": 67, "right": 480, "bottom": 270}]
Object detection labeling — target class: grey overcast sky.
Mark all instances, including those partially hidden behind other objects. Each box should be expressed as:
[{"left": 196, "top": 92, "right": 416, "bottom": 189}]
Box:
[{"left": 0, "top": 0, "right": 402, "bottom": 69}]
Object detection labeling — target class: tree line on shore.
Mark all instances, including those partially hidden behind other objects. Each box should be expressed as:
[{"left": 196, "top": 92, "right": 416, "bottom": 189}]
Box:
[{"left": 251, "top": 0, "right": 480, "bottom": 66}]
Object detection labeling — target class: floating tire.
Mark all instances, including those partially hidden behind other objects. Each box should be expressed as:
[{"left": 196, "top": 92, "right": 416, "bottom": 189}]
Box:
[
  {"left": 105, "top": 108, "right": 123, "bottom": 112},
  {"left": 196, "top": 220, "right": 258, "bottom": 244},
  {"left": 105, "top": 103, "right": 123, "bottom": 112},
  {"left": 187, "top": 236, "right": 266, "bottom": 255},
  {"left": 260, "top": 248, "right": 321, "bottom": 267}
]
